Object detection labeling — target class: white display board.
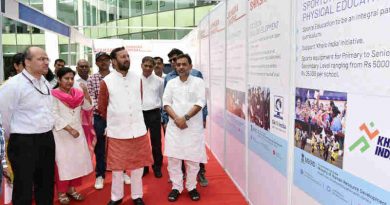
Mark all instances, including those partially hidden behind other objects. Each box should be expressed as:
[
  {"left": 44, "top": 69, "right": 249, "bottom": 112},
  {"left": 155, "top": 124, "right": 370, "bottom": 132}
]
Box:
[
  {"left": 224, "top": 0, "right": 247, "bottom": 193},
  {"left": 293, "top": 0, "right": 390, "bottom": 204},
  {"left": 199, "top": 16, "right": 211, "bottom": 147},
  {"left": 209, "top": 3, "right": 226, "bottom": 166},
  {"left": 247, "top": 0, "right": 291, "bottom": 204}
]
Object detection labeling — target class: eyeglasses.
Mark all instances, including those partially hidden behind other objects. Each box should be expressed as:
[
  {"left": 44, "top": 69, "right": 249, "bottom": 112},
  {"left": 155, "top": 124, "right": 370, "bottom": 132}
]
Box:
[
  {"left": 78, "top": 65, "right": 90, "bottom": 68},
  {"left": 169, "top": 57, "right": 177, "bottom": 63}
]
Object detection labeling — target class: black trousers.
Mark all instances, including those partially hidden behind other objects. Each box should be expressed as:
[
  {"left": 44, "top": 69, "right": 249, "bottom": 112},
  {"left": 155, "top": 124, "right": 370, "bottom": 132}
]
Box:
[
  {"left": 143, "top": 109, "right": 163, "bottom": 168},
  {"left": 8, "top": 131, "right": 55, "bottom": 205},
  {"left": 93, "top": 114, "right": 107, "bottom": 178}
]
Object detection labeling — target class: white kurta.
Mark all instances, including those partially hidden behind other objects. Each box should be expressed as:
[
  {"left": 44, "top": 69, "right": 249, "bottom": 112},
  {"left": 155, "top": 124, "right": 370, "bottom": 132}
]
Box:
[
  {"left": 52, "top": 97, "right": 93, "bottom": 180},
  {"left": 163, "top": 75, "right": 207, "bottom": 163}
]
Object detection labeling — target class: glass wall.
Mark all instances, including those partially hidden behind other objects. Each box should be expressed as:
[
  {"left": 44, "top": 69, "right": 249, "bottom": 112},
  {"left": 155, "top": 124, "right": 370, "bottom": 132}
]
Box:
[
  {"left": 2, "top": 17, "right": 45, "bottom": 80},
  {"left": 29, "top": 0, "right": 44, "bottom": 11},
  {"left": 57, "top": 0, "right": 78, "bottom": 25},
  {"left": 81, "top": 0, "right": 216, "bottom": 40}
]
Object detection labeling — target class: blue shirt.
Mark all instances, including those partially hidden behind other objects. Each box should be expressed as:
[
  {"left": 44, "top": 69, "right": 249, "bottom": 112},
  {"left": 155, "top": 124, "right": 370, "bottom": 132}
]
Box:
[{"left": 162, "top": 68, "right": 208, "bottom": 124}]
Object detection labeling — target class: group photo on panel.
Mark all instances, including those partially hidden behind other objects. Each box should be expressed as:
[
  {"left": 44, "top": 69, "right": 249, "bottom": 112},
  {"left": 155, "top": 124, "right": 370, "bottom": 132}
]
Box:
[{"left": 0, "top": 46, "right": 209, "bottom": 205}]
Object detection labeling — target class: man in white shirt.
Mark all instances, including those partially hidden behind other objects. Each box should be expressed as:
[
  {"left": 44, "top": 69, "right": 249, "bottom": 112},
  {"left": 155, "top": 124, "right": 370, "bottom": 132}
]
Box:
[
  {"left": 74, "top": 59, "right": 90, "bottom": 89},
  {"left": 0, "top": 46, "right": 55, "bottom": 205},
  {"left": 141, "top": 56, "right": 164, "bottom": 178},
  {"left": 163, "top": 54, "right": 207, "bottom": 202}
]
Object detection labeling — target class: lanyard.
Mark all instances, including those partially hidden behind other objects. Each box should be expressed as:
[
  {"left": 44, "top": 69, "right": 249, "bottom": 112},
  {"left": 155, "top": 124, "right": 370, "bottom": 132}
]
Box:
[{"left": 22, "top": 72, "right": 50, "bottom": 96}]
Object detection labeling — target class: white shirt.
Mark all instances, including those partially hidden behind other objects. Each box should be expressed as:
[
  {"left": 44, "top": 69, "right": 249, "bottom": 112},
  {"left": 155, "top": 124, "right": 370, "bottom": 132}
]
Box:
[
  {"left": 163, "top": 75, "right": 207, "bottom": 163},
  {"left": 0, "top": 70, "right": 54, "bottom": 138},
  {"left": 154, "top": 72, "right": 166, "bottom": 79},
  {"left": 73, "top": 74, "right": 88, "bottom": 90},
  {"left": 142, "top": 73, "right": 164, "bottom": 111}
]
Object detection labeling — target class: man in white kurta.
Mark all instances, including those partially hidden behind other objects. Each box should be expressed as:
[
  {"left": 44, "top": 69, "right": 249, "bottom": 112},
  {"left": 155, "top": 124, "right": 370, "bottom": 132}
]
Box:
[
  {"left": 163, "top": 54, "right": 207, "bottom": 202},
  {"left": 99, "top": 47, "right": 153, "bottom": 205}
]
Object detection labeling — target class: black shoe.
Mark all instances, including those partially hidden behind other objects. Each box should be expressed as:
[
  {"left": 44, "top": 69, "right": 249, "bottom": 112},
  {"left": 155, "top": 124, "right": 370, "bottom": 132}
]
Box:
[
  {"left": 154, "top": 168, "right": 162, "bottom": 178},
  {"left": 143, "top": 166, "right": 149, "bottom": 177},
  {"left": 198, "top": 172, "right": 208, "bottom": 187},
  {"left": 188, "top": 189, "right": 200, "bottom": 201},
  {"left": 133, "top": 198, "right": 145, "bottom": 205},
  {"left": 168, "top": 189, "right": 180, "bottom": 202},
  {"left": 107, "top": 198, "right": 123, "bottom": 205},
  {"left": 153, "top": 165, "right": 162, "bottom": 178}
]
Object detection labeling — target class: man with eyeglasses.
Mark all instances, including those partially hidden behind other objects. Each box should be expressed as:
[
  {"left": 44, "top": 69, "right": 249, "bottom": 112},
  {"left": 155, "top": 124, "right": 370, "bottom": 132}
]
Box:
[
  {"left": 163, "top": 48, "right": 209, "bottom": 187},
  {"left": 141, "top": 56, "right": 164, "bottom": 179},
  {"left": 0, "top": 46, "right": 55, "bottom": 205},
  {"left": 87, "top": 52, "right": 112, "bottom": 190}
]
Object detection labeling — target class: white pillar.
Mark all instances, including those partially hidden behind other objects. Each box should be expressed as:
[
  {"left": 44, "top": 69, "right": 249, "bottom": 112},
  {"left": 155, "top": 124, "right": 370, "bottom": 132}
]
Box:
[
  {"left": 43, "top": 0, "right": 59, "bottom": 69},
  {"left": 77, "top": 0, "right": 84, "bottom": 60}
]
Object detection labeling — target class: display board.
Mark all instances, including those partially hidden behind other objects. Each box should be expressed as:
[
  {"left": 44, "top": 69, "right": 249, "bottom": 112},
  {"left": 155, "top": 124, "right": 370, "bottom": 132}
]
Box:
[
  {"left": 209, "top": 3, "right": 226, "bottom": 165},
  {"left": 224, "top": 0, "right": 248, "bottom": 192},
  {"left": 247, "top": 0, "right": 292, "bottom": 204},
  {"left": 293, "top": 0, "right": 390, "bottom": 204},
  {"left": 199, "top": 16, "right": 211, "bottom": 146}
]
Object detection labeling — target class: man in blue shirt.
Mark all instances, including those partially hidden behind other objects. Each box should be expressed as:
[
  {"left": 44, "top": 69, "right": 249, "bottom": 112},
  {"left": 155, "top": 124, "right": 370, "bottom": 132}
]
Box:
[{"left": 163, "top": 48, "right": 209, "bottom": 187}]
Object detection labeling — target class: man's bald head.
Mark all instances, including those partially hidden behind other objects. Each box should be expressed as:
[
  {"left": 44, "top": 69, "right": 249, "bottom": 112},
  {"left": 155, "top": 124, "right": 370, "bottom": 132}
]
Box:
[
  {"left": 77, "top": 59, "right": 89, "bottom": 66},
  {"left": 24, "top": 46, "right": 49, "bottom": 78},
  {"left": 76, "top": 59, "right": 90, "bottom": 80}
]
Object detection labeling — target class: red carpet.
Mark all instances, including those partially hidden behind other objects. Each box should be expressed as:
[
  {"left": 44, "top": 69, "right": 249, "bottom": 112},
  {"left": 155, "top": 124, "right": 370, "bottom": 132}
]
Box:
[{"left": 1, "top": 148, "right": 247, "bottom": 205}]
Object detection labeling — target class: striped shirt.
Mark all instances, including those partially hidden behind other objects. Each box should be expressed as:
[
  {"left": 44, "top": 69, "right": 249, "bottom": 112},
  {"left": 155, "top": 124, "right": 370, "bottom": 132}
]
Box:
[{"left": 87, "top": 72, "right": 104, "bottom": 115}]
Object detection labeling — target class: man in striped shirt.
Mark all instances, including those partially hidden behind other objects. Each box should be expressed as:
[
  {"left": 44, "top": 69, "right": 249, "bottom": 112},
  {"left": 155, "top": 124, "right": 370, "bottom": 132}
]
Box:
[{"left": 87, "top": 52, "right": 111, "bottom": 190}]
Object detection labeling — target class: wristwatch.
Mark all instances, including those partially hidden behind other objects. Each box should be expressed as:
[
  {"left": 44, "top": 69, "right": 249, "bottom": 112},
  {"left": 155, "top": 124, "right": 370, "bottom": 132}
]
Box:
[{"left": 184, "top": 114, "right": 190, "bottom": 121}]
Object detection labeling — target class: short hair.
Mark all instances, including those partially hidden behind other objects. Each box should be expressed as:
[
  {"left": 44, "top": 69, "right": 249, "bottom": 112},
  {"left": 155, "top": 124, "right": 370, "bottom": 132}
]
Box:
[
  {"left": 12, "top": 53, "right": 25, "bottom": 67},
  {"left": 57, "top": 67, "right": 76, "bottom": 80},
  {"left": 110, "top": 46, "right": 126, "bottom": 60},
  {"left": 24, "top": 47, "right": 33, "bottom": 60},
  {"left": 176, "top": 54, "right": 192, "bottom": 65},
  {"left": 142, "top": 56, "right": 155, "bottom": 66},
  {"left": 153, "top": 56, "right": 163, "bottom": 63},
  {"left": 54, "top": 59, "right": 66, "bottom": 65},
  {"left": 168, "top": 48, "right": 184, "bottom": 58}
]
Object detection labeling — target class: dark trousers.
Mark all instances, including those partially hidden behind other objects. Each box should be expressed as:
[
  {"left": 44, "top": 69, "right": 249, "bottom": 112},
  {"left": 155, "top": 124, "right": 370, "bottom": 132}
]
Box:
[
  {"left": 143, "top": 109, "right": 163, "bottom": 168},
  {"left": 8, "top": 131, "right": 55, "bottom": 205},
  {"left": 93, "top": 114, "right": 107, "bottom": 178}
]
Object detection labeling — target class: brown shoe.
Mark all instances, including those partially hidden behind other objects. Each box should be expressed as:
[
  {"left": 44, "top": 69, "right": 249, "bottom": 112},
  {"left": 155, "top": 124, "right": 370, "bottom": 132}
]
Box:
[
  {"left": 58, "top": 192, "right": 70, "bottom": 205},
  {"left": 67, "top": 191, "right": 85, "bottom": 201}
]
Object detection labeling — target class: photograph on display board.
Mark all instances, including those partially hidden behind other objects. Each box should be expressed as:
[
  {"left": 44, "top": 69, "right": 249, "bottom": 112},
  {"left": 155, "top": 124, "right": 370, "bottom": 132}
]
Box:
[
  {"left": 294, "top": 87, "right": 347, "bottom": 169},
  {"left": 226, "top": 88, "right": 246, "bottom": 120},
  {"left": 248, "top": 86, "right": 270, "bottom": 131}
]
